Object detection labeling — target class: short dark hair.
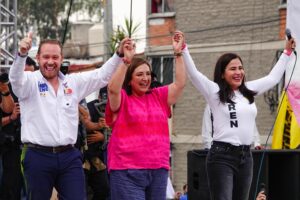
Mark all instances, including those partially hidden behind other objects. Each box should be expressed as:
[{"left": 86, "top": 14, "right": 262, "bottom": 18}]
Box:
[
  {"left": 26, "top": 56, "right": 37, "bottom": 68},
  {"left": 123, "top": 56, "right": 152, "bottom": 95},
  {"left": 37, "top": 39, "right": 63, "bottom": 55},
  {"left": 213, "top": 53, "right": 257, "bottom": 104}
]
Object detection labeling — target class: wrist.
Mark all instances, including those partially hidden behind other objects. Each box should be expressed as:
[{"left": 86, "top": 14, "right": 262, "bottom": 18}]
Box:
[
  {"left": 1, "top": 91, "right": 10, "bottom": 96},
  {"left": 18, "top": 52, "right": 28, "bottom": 58},
  {"left": 181, "top": 43, "right": 186, "bottom": 50},
  {"left": 122, "top": 58, "right": 131, "bottom": 67},
  {"left": 116, "top": 50, "right": 124, "bottom": 58},
  {"left": 174, "top": 52, "right": 182, "bottom": 57},
  {"left": 283, "top": 49, "right": 292, "bottom": 56}
]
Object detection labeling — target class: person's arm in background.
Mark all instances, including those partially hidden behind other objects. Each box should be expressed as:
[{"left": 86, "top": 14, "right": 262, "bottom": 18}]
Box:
[
  {"left": 79, "top": 105, "right": 106, "bottom": 131},
  {"left": 0, "top": 83, "right": 14, "bottom": 113},
  {"left": 253, "top": 123, "right": 264, "bottom": 150},
  {"left": 1, "top": 102, "right": 20, "bottom": 126},
  {"left": 202, "top": 104, "right": 213, "bottom": 149},
  {"left": 167, "top": 31, "right": 186, "bottom": 105},
  {"left": 256, "top": 191, "right": 266, "bottom": 200}
]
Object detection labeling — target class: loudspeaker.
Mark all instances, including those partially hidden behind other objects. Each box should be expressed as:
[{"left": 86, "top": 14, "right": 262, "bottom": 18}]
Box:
[
  {"left": 188, "top": 150, "right": 300, "bottom": 200},
  {"left": 187, "top": 150, "right": 210, "bottom": 200}
]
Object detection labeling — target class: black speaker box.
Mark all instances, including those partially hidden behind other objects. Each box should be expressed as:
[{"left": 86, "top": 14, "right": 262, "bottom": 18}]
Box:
[{"left": 188, "top": 149, "right": 300, "bottom": 200}]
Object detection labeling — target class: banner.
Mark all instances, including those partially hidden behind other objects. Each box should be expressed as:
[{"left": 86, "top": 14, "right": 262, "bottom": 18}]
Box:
[
  {"left": 286, "top": 0, "right": 300, "bottom": 125},
  {"left": 272, "top": 0, "right": 300, "bottom": 149},
  {"left": 272, "top": 93, "right": 300, "bottom": 149}
]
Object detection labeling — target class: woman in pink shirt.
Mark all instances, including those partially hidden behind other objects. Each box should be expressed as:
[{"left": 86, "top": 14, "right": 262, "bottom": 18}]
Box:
[{"left": 106, "top": 32, "right": 186, "bottom": 200}]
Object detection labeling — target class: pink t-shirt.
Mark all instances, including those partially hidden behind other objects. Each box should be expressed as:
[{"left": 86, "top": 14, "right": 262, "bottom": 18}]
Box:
[{"left": 106, "top": 86, "right": 171, "bottom": 171}]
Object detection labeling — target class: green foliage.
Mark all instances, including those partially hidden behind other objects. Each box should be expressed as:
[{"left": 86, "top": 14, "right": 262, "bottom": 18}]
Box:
[
  {"left": 110, "top": 18, "right": 141, "bottom": 54},
  {"left": 17, "top": 0, "right": 102, "bottom": 41}
]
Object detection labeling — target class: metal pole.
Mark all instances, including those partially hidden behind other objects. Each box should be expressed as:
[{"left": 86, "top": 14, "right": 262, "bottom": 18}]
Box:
[
  {"left": 129, "top": 0, "right": 132, "bottom": 38},
  {"left": 104, "top": 0, "right": 113, "bottom": 60}
]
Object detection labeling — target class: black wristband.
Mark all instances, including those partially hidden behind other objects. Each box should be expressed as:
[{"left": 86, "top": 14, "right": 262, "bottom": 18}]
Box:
[
  {"left": 18, "top": 52, "right": 28, "bottom": 58},
  {"left": 116, "top": 50, "right": 124, "bottom": 58},
  {"left": 1, "top": 91, "right": 10, "bottom": 96}
]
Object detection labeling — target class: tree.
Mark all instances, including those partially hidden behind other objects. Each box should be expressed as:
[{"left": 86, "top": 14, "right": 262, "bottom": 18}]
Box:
[
  {"left": 17, "top": 0, "right": 102, "bottom": 41},
  {"left": 110, "top": 18, "right": 141, "bottom": 54}
]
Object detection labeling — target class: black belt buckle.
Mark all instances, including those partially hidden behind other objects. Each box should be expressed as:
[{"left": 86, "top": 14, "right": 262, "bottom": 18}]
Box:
[{"left": 52, "top": 146, "right": 60, "bottom": 153}]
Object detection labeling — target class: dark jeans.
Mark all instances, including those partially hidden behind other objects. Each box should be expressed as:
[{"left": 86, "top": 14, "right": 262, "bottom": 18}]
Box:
[
  {"left": 206, "top": 141, "right": 253, "bottom": 200},
  {"left": 110, "top": 168, "right": 168, "bottom": 200},
  {"left": 22, "top": 147, "right": 86, "bottom": 200}
]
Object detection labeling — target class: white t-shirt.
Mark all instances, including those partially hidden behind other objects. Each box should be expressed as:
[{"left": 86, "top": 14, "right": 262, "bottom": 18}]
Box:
[
  {"left": 183, "top": 47, "right": 290, "bottom": 146},
  {"left": 201, "top": 104, "right": 261, "bottom": 148}
]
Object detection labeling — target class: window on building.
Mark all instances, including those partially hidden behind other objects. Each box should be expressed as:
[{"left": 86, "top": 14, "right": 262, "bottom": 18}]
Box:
[
  {"left": 150, "top": 56, "right": 174, "bottom": 85},
  {"left": 151, "top": 0, "right": 174, "bottom": 14}
]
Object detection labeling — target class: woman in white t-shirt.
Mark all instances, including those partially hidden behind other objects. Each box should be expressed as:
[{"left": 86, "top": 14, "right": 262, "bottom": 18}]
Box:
[{"left": 181, "top": 33, "right": 295, "bottom": 200}]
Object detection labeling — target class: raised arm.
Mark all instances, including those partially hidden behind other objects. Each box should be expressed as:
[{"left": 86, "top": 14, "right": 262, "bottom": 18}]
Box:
[
  {"left": 247, "top": 37, "right": 296, "bottom": 94},
  {"left": 107, "top": 38, "right": 135, "bottom": 112},
  {"left": 9, "top": 32, "right": 33, "bottom": 98},
  {"left": 168, "top": 31, "right": 186, "bottom": 105},
  {"left": 181, "top": 38, "right": 219, "bottom": 100}
]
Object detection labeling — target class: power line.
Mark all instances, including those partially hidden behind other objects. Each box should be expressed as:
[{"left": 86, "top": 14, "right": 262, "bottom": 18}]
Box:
[{"left": 62, "top": 17, "right": 283, "bottom": 50}]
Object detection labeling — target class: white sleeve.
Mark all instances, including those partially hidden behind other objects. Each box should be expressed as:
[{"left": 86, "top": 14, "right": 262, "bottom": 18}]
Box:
[
  {"left": 202, "top": 104, "right": 213, "bottom": 149},
  {"left": 9, "top": 55, "right": 33, "bottom": 99},
  {"left": 72, "top": 53, "right": 122, "bottom": 100},
  {"left": 252, "top": 124, "right": 261, "bottom": 147},
  {"left": 246, "top": 53, "right": 290, "bottom": 95},
  {"left": 182, "top": 47, "right": 219, "bottom": 100}
]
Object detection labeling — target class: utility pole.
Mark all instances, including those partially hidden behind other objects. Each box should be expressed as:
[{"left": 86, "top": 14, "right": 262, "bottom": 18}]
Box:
[
  {"left": 103, "top": 0, "right": 113, "bottom": 61},
  {"left": 0, "top": 0, "right": 17, "bottom": 68}
]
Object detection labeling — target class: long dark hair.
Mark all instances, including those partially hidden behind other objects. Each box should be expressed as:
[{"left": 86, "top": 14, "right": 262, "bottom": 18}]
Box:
[
  {"left": 213, "top": 53, "right": 257, "bottom": 104},
  {"left": 123, "top": 56, "right": 152, "bottom": 95}
]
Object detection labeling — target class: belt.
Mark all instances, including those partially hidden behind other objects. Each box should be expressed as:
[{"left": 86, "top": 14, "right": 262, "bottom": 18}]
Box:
[
  {"left": 25, "top": 143, "right": 74, "bottom": 153},
  {"left": 212, "top": 141, "right": 250, "bottom": 152}
]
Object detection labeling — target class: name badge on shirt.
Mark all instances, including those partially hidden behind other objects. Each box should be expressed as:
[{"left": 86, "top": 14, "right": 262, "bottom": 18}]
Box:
[{"left": 38, "top": 81, "right": 48, "bottom": 97}]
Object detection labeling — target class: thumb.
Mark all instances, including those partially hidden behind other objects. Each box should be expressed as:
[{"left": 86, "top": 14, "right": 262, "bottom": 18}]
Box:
[{"left": 28, "top": 32, "right": 33, "bottom": 39}]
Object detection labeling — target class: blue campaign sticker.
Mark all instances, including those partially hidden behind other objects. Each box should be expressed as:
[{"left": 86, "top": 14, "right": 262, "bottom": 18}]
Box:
[{"left": 38, "top": 81, "right": 48, "bottom": 96}]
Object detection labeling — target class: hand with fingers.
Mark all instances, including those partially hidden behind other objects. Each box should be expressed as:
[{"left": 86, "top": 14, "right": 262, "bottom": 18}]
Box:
[
  {"left": 123, "top": 39, "right": 135, "bottom": 64},
  {"left": 285, "top": 36, "right": 296, "bottom": 50},
  {"left": 19, "top": 32, "right": 33, "bottom": 56},
  {"left": 98, "top": 117, "right": 108, "bottom": 129},
  {"left": 173, "top": 31, "right": 185, "bottom": 56},
  {"left": 10, "top": 103, "right": 21, "bottom": 121},
  {"left": 256, "top": 191, "right": 266, "bottom": 200},
  {"left": 87, "top": 131, "right": 105, "bottom": 144},
  {"left": 117, "top": 37, "right": 132, "bottom": 57}
]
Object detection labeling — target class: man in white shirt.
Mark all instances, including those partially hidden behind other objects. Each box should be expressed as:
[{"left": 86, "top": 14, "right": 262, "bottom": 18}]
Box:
[
  {"left": 201, "top": 104, "right": 264, "bottom": 149},
  {"left": 9, "top": 33, "right": 128, "bottom": 200}
]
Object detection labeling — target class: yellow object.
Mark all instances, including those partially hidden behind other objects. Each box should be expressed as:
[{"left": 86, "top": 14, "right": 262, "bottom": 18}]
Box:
[{"left": 272, "top": 93, "right": 300, "bottom": 149}]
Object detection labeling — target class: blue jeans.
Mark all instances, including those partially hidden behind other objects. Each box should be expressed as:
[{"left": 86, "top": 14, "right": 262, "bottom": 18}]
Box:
[
  {"left": 206, "top": 141, "right": 253, "bottom": 200},
  {"left": 110, "top": 168, "right": 168, "bottom": 200},
  {"left": 22, "top": 147, "right": 86, "bottom": 200}
]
